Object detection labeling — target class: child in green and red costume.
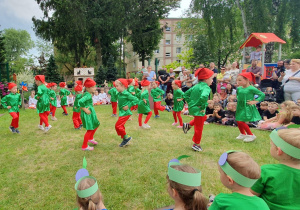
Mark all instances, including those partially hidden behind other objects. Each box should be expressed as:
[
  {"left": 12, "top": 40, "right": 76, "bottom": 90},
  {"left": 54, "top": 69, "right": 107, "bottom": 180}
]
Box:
[
  {"left": 182, "top": 68, "right": 214, "bottom": 152},
  {"left": 48, "top": 82, "right": 58, "bottom": 121},
  {"left": 151, "top": 81, "right": 170, "bottom": 118},
  {"left": 78, "top": 78, "right": 99, "bottom": 151},
  {"left": 59, "top": 82, "right": 70, "bottom": 116},
  {"left": 138, "top": 79, "right": 152, "bottom": 129},
  {"left": 73, "top": 84, "right": 83, "bottom": 130},
  {"left": 114, "top": 78, "right": 139, "bottom": 147},
  {"left": 171, "top": 80, "right": 184, "bottom": 128},
  {"left": 127, "top": 78, "right": 136, "bottom": 120},
  {"left": 235, "top": 72, "right": 265, "bottom": 142},
  {"left": 1, "top": 82, "right": 21, "bottom": 133},
  {"left": 131, "top": 78, "right": 140, "bottom": 111},
  {"left": 108, "top": 82, "right": 119, "bottom": 117},
  {"left": 35, "top": 75, "right": 52, "bottom": 132}
]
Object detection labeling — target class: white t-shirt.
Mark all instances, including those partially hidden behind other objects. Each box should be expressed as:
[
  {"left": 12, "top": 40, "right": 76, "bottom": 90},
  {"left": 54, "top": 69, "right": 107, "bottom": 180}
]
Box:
[
  {"left": 229, "top": 69, "right": 240, "bottom": 84},
  {"left": 67, "top": 96, "right": 74, "bottom": 105},
  {"left": 99, "top": 93, "right": 107, "bottom": 101},
  {"left": 93, "top": 95, "right": 100, "bottom": 104},
  {"left": 281, "top": 69, "right": 300, "bottom": 93},
  {"left": 29, "top": 96, "right": 37, "bottom": 106}
]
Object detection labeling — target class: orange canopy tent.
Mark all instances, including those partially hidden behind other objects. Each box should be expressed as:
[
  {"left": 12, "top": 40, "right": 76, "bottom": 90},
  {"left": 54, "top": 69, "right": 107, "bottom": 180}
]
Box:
[{"left": 240, "top": 33, "right": 286, "bottom": 78}]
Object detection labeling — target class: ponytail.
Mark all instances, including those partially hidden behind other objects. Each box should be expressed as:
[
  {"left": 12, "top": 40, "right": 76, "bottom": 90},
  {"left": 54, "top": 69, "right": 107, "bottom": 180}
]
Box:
[
  {"left": 87, "top": 199, "right": 97, "bottom": 210},
  {"left": 192, "top": 190, "right": 208, "bottom": 210}
]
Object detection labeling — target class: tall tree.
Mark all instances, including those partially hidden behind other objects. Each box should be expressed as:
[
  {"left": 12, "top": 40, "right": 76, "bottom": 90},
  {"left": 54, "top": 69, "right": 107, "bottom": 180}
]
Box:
[
  {"left": 95, "top": 65, "right": 106, "bottom": 85},
  {"left": 45, "top": 55, "right": 63, "bottom": 84},
  {"left": 0, "top": 28, "right": 5, "bottom": 63},
  {"left": 106, "top": 55, "right": 117, "bottom": 82}
]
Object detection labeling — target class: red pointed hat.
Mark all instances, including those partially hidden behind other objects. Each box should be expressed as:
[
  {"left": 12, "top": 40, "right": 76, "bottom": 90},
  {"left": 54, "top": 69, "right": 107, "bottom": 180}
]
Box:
[
  {"left": 141, "top": 79, "right": 150, "bottom": 87},
  {"left": 46, "top": 83, "right": 51, "bottom": 88},
  {"left": 59, "top": 82, "right": 66, "bottom": 87},
  {"left": 239, "top": 72, "right": 256, "bottom": 84},
  {"left": 117, "top": 78, "right": 128, "bottom": 88},
  {"left": 35, "top": 75, "right": 45, "bottom": 83},
  {"left": 195, "top": 68, "right": 214, "bottom": 80},
  {"left": 127, "top": 79, "right": 133, "bottom": 86},
  {"left": 134, "top": 78, "right": 139, "bottom": 86},
  {"left": 8, "top": 82, "right": 17, "bottom": 90},
  {"left": 74, "top": 85, "right": 83, "bottom": 92},
  {"left": 113, "top": 81, "right": 116, "bottom": 87},
  {"left": 76, "top": 80, "right": 82, "bottom": 85},
  {"left": 52, "top": 82, "right": 57, "bottom": 86},
  {"left": 174, "top": 80, "right": 182, "bottom": 88},
  {"left": 84, "top": 78, "right": 96, "bottom": 88},
  {"left": 155, "top": 81, "right": 160, "bottom": 86}
]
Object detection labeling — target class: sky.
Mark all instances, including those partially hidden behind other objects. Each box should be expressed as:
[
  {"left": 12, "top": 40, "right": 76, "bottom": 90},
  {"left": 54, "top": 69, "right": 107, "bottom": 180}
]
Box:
[{"left": 0, "top": 0, "right": 192, "bottom": 58}]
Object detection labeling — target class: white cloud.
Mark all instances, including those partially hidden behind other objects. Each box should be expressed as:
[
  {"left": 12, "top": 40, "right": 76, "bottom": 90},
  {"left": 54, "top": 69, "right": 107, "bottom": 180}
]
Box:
[{"left": 168, "top": 0, "right": 192, "bottom": 18}]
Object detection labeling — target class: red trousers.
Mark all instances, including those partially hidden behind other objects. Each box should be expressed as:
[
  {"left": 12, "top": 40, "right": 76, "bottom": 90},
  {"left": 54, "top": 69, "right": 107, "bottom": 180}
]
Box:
[
  {"left": 82, "top": 127, "right": 98, "bottom": 149},
  {"left": 173, "top": 111, "right": 183, "bottom": 126},
  {"left": 73, "top": 111, "right": 83, "bottom": 128},
  {"left": 189, "top": 115, "right": 207, "bottom": 145},
  {"left": 39, "top": 111, "right": 50, "bottom": 127},
  {"left": 9, "top": 112, "right": 20, "bottom": 128},
  {"left": 50, "top": 104, "right": 56, "bottom": 117},
  {"left": 138, "top": 111, "right": 152, "bottom": 126},
  {"left": 62, "top": 105, "right": 68, "bottom": 114},
  {"left": 111, "top": 102, "right": 118, "bottom": 115},
  {"left": 154, "top": 101, "right": 165, "bottom": 115},
  {"left": 130, "top": 104, "right": 138, "bottom": 111},
  {"left": 115, "top": 115, "right": 131, "bottom": 138},
  {"left": 237, "top": 121, "right": 253, "bottom": 135}
]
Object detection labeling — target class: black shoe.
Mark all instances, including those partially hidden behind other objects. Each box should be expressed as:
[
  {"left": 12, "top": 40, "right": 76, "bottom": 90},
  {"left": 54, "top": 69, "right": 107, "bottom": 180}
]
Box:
[
  {"left": 79, "top": 124, "right": 83, "bottom": 129},
  {"left": 9, "top": 126, "right": 16, "bottom": 133},
  {"left": 119, "top": 136, "right": 132, "bottom": 147},
  {"left": 183, "top": 123, "right": 191, "bottom": 134},
  {"left": 192, "top": 144, "right": 203, "bottom": 152},
  {"left": 15, "top": 128, "right": 20, "bottom": 134}
]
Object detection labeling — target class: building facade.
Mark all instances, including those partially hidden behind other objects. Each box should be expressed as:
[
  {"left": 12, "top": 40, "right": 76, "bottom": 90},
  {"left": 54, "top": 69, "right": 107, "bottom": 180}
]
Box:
[{"left": 125, "top": 18, "right": 187, "bottom": 72}]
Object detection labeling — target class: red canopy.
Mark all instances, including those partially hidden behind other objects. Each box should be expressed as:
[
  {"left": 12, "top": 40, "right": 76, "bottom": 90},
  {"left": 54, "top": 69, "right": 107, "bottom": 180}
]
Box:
[{"left": 240, "top": 33, "right": 286, "bottom": 49}]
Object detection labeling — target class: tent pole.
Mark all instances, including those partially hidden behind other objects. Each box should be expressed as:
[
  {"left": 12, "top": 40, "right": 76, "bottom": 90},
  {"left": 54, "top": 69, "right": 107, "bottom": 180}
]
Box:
[
  {"left": 262, "top": 44, "right": 266, "bottom": 78},
  {"left": 278, "top": 43, "right": 282, "bottom": 61},
  {"left": 241, "top": 47, "right": 245, "bottom": 73}
]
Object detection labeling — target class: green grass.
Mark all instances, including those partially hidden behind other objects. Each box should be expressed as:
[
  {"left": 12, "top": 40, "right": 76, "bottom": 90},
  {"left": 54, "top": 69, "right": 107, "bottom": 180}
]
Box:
[{"left": 0, "top": 105, "right": 275, "bottom": 209}]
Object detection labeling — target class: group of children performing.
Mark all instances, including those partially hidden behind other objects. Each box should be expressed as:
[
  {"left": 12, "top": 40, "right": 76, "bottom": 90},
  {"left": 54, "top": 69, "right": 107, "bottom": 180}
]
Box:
[{"left": 74, "top": 127, "right": 300, "bottom": 210}]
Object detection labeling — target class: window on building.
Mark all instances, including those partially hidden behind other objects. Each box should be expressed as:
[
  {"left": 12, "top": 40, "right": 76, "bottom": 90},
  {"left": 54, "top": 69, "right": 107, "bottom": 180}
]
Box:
[
  {"left": 166, "top": 27, "right": 171, "bottom": 31},
  {"left": 176, "top": 60, "right": 181, "bottom": 63},
  {"left": 177, "top": 22, "right": 181, "bottom": 28},
  {"left": 176, "top": 47, "right": 181, "bottom": 53},
  {"left": 176, "top": 35, "right": 182, "bottom": 42},
  {"left": 166, "top": 53, "right": 171, "bottom": 57},
  {"left": 154, "top": 49, "right": 159, "bottom": 53},
  {"left": 133, "top": 61, "right": 136, "bottom": 68},
  {"left": 166, "top": 40, "right": 171, "bottom": 45}
]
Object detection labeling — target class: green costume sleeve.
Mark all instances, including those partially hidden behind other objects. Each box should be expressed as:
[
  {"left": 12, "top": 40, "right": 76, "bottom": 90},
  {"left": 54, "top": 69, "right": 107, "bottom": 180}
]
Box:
[
  {"left": 194, "top": 85, "right": 211, "bottom": 106},
  {"left": 183, "top": 87, "right": 193, "bottom": 102},
  {"left": 18, "top": 94, "right": 22, "bottom": 106},
  {"left": 128, "top": 86, "right": 135, "bottom": 94},
  {"left": 78, "top": 93, "right": 89, "bottom": 108},
  {"left": 65, "top": 89, "right": 70, "bottom": 96},
  {"left": 127, "top": 93, "right": 139, "bottom": 108},
  {"left": 36, "top": 86, "right": 43, "bottom": 97},
  {"left": 59, "top": 89, "right": 64, "bottom": 96},
  {"left": 1, "top": 95, "right": 8, "bottom": 109},
  {"left": 251, "top": 86, "right": 265, "bottom": 102}
]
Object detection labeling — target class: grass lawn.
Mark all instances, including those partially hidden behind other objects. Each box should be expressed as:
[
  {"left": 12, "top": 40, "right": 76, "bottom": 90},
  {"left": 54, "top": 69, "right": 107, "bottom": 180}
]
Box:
[{"left": 0, "top": 105, "right": 275, "bottom": 209}]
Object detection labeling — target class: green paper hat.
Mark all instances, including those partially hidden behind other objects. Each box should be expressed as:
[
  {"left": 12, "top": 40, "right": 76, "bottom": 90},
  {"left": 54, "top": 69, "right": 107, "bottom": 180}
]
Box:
[
  {"left": 75, "top": 157, "right": 99, "bottom": 198},
  {"left": 168, "top": 155, "right": 201, "bottom": 187},
  {"left": 218, "top": 150, "right": 258, "bottom": 188},
  {"left": 270, "top": 129, "right": 300, "bottom": 159}
]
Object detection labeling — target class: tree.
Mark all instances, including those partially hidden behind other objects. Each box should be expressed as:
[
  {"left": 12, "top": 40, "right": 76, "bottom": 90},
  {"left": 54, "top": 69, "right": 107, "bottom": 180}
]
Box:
[
  {"left": 3, "top": 28, "right": 34, "bottom": 62},
  {"left": 0, "top": 28, "right": 5, "bottom": 63},
  {"left": 106, "top": 55, "right": 117, "bottom": 82},
  {"left": 45, "top": 55, "right": 63, "bottom": 84},
  {"left": 35, "top": 38, "right": 54, "bottom": 61},
  {"left": 95, "top": 65, "right": 106, "bottom": 85}
]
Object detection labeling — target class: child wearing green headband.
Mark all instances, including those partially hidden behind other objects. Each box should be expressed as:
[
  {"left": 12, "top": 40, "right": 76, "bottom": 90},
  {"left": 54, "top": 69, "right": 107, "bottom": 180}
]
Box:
[
  {"left": 251, "top": 128, "right": 300, "bottom": 210},
  {"left": 210, "top": 151, "right": 269, "bottom": 209}
]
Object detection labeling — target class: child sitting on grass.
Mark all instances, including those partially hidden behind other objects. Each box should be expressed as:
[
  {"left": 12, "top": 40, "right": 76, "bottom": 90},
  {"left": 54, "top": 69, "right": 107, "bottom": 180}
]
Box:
[
  {"left": 28, "top": 90, "right": 37, "bottom": 109},
  {"left": 222, "top": 102, "right": 237, "bottom": 126},
  {"left": 209, "top": 151, "right": 269, "bottom": 210},
  {"left": 258, "top": 101, "right": 269, "bottom": 118},
  {"left": 205, "top": 100, "right": 214, "bottom": 118},
  {"left": 205, "top": 103, "right": 225, "bottom": 124},
  {"left": 262, "top": 102, "right": 278, "bottom": 121},
  {"left": 165, "top": 93, "right": 174, "bottom": 111},
  {"left": 251, "top": 128, "right": 300, "bottom": 209}
]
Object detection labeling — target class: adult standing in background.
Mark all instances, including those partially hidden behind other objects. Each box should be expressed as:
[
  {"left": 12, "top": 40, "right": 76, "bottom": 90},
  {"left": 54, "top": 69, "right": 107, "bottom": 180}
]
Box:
[
  {"left": 143, "top": 66, "right": 156, "bottom": 109},
  {"left": 209, "top": 62, "right": 218, "bottom": 94},
  {"left": 158, "top": 70, "right": 170, "bottom": 99},
  {"left": 167, "top": 68, "right": 175, "bottom": 93},
  {"left": 246, "top": 59, "right": 262, "bottom": 86},
  {"left": 229, "top": 62, "right": 239, "bottom": 85},
  {"left": 278, "top": 59, "right": 300, "bottom": 101},
  {"left": 271, "top": 60, "right": 286, "bottom": 89}
]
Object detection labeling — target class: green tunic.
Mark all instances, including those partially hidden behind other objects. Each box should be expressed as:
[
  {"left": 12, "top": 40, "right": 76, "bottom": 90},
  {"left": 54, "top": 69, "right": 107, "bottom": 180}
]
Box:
[
  {"left": 117, "top": 90, "right": 139, "bottom": 117},
  {"left": 59, "top": 88, "right": 70, "bottom": 106},
  {"left": 138, "top": 90, "right": 151, "bottom": 114},
  {"left": 78, "top": 92, "right": 100, "bottom": 130},
  {"left": 73, "top": 93, "right": 82, "bottom": 112},
  {"left": 108, "top": 88, "right": 119, "bottom": 102},
  {"left": 1, "top": 93, "right": 21, "bottom": 113},
  {"left": 235, "top": 85, "right": 265, "bottom": 122},
  {"left": 135, "top": 88, "right": 141, "bottom": 99},
  {"left": 151, "top": 87, "right": 164, "bottom": 102},
  {"left": 173, "top": 89, "right": 184, "bottom": 112},
  {"left": 209, "top": 192, "right": 269, "bottom": 210},
  {"left": 48, "top": 89, "right": 57, "bottom": 107},
  {"left": 36, "top": 84, "right": 50, "bottom": 114},
  {"left": 183, "top": 82, "right": 211, "bottom": 116},
  {"left": 128, "top": 85, "right": 135, "bottom": 95}
]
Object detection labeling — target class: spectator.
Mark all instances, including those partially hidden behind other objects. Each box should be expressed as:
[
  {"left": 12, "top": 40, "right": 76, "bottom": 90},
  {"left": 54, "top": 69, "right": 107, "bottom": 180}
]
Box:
[
  {"left": 226, "top": 83, "right": 236, "bottom": 96},
  {"left": 229, "top": 62, "right": 239, "bottom": 85},
  {"left": 165, "top": 93, "right": 174, "bottom": 110},
  {"left": 246, "top": 46, "right": 263, "bottom": 63},
  {"left": 209, "top": 62, "right": 218, "bottom": 94},
  {"left": 262, "top": 102, "right": 279, "bottom": 121},
  {"left": 167, "top": 68, "right": 176, "bottom": 93},
  {"left": 158, "top": 70, "right": 170, "bottom": 98},
  {"left": 177, "top": 66, "right": 185, "bottom": 80},
  {"left": 143, "top": 66, "right": 156, "bottom": 82},
  {"left": 278, "top": 59, "right": 300, "bottom": 102},
  {"left": 180, "top": 70, "right": 193, "bottom": 92},
  {"left": 284, "top": 59, "right": 291, "bottom": 70},
  {"left": 271, "top": 60, "right": 286, "bottom": 89},
  {"left": 246, "top": 59, "right": 262, "bottom": 85},
  {"left": 222, "top": 102, "right": 237, "bottom": 126},
  {"left": 216, "top": 66, "right": 231, "bottom": 93}
]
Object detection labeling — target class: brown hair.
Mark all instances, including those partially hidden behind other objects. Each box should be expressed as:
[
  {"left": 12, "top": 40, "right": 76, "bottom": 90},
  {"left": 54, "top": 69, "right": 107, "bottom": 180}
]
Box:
[
  {"left": 227, "top": 102, "right": 237, "bottom": 108},
  {"left": 213, "top": 102, "right": 222, "bottom": 109},
  {"left": 277, "top": 128, "right": 300, "bottom": 161},
  {"left": 260, "top": 101, "right": 268, "bottom": 106},
  {"left": 227, "top": 152, "right": 261, "bottom": 180},
  {"left": 228, "top": 95, "right": 236, "bottom": 102},
  {"left": 76, "top": 178, "right": 102, "bottom": 210},
  {"left": 291, "top": 105, "right": 300, "bottom": 110},
  {"left": 167, "top": 165, "right": 208, "bottom": 210},
  {"left": 268, "top": 102, "right": 278, "bottom": 107}
]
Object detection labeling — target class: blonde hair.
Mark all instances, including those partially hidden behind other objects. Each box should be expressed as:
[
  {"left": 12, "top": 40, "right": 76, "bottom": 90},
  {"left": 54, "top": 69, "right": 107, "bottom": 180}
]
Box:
[
  {"left": 228, "top": 95, "right": 236, "bottom": 102},
  {"left": 281, "top": 101, "right": 296, "bottom": 122},
  {"left": 76, "top": 178, "right": 102, "bottom": 210},
  {"left": 291, "top": 105, "right": 300, "bottom": 110},
  {"left": 291, "top": 59, "right": 300, "bottom": 65},
  {"left": 167, "top": 165, "right": 208, "bottom": 210},
  {"left": 227, "top": 152, "right": 261, "bottom": 180},
  {"left": 277, "top": 129, "right": 300, "bottom": 161},
  {"left": 227, "top": 102, "right": 237, "bottom": 108},
  {"left": 268, "top": 102, "right": 278, "bottom": 107}
]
